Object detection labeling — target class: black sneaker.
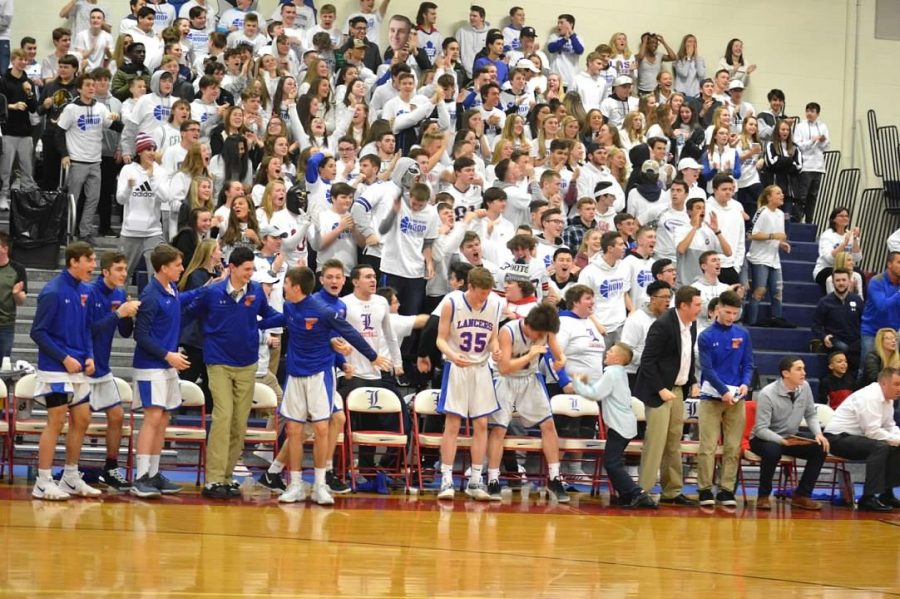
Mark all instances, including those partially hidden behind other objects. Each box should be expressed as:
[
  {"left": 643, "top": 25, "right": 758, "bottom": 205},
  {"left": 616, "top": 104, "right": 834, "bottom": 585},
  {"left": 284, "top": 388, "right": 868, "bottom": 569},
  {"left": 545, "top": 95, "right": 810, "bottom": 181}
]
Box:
[
  {"left": 226, "top": 480, "right": 241, "bottom": 497},
  {"left": 698, "top": 489, "right": 715, "bottom": 506},
  {"left": 326, "top": 470, "right": 352, "bottom": 495},
  {"left": 716, "top": 489, "right": 737, "bottom": 507},
  {"left": 487, "top": 480, "right": 502, "bottom": 501},
  {"left": 626, "top": 491, "right": 658, "bottom": 509},
  {"left": 879, "top": 492, "right": 900, "bottom": 509},
  {"left": 659, "top": 494, "right": 699, "bottom": 507},
  {"left": 548, "top": 478, "right": 570, "bottom": 503},
  {"left": 257, "top": 471, "right": 286, "bottom": 494},
  {"left": 150, "top": 473, "right": 182, "bottom": 494},
  {"left": 201, "top": 482, "right": 230, "bottom": 500},
  {"left": 99, "top": 468, "right": 132, "bottom": 490}
]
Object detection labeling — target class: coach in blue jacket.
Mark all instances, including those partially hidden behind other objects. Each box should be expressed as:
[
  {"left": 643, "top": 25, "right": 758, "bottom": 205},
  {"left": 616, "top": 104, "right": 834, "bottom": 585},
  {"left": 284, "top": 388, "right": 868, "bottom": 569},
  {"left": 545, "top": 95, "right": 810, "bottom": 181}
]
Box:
[
  {"left": 194, "top": 246, "right": 281, "bottom": 500},
  {"left": 696, "top": 290, "right": 754, "bottom": 507}
]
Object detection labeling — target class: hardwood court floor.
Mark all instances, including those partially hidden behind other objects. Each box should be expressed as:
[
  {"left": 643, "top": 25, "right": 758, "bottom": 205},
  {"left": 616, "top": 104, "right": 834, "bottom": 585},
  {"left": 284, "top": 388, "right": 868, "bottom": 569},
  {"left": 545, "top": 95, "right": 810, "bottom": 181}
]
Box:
[{"left": 1, "top": 484, "right": 899, "bottom": 598}]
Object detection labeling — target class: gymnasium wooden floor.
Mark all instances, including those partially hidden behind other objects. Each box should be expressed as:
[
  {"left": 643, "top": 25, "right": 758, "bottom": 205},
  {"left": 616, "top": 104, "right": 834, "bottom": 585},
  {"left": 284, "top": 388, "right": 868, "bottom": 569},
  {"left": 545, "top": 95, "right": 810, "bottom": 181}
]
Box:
[{"left": 2, "top": 483, "right": 899, "bottom": 598}]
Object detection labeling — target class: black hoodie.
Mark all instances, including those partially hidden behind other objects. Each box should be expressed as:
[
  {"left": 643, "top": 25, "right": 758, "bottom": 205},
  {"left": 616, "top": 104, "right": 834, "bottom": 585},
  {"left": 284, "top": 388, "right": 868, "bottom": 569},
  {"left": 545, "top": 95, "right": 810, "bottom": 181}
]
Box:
[{"left": 0, "top": 68, "right": 38, "bottom": 136}]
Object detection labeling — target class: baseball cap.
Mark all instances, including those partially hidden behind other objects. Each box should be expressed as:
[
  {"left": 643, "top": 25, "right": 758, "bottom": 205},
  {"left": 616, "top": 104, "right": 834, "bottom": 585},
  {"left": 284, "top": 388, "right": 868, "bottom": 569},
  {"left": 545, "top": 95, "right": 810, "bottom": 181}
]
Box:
[
  {"left": 514, "top": 58, "right": 539, "bottom": 73},
  {"left": 259, "top": 224, "right": 288, "bottom": 239},
  {"left": 728, "top": 79, "right": 745, "bottom": 91},
  {"left": 613, "top": 75, "right": 633, "bottom": 87},
  {"left": 594, "top": 181, "right": 614, "bottom": 197},
  {"left": 521, "top": 26, "right": 536, "bottom": 38},
  {"left": 351, "top": 38, "right": 366, "bottom": 49},
  {"left": 641, "top": 160, "right": 660, "bottom": 175},
  {"left": 252, "top": 269, "right": 280, "bottom": 285},
  {"left": 677, "top": 157, "right": 701, "bottom": 171}
]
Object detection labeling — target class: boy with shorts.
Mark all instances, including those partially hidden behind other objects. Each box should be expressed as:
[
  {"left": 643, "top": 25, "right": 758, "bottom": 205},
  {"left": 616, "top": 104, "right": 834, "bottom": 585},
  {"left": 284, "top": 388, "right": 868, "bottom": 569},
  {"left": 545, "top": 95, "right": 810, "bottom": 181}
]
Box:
[
  {"left": 88, "top": 251, "right": 141, "bottom": 490},
  {"left": 259, "top": 266, "right": 390, "bottom": 505},
  {"left": 436, "top": 266, "right": 503, "bottom": 501},
  {"left": 487, "top": 303, "right": 569, "bottom": 502},
  {"left": 30, "top": 242, "right": 100, "bottom": 501},
  {"left": 131, "top": 244, "right": 207, "bottom": 498}
]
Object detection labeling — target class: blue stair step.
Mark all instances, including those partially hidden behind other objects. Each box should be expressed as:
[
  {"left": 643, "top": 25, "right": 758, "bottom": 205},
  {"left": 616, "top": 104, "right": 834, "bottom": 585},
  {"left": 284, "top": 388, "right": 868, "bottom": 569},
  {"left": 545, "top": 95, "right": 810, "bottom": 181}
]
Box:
[
  {"left": 782, "top": 281, "right": 824, "bottom": 304},
  {"left": 748, "top": 326, "right": 814, "bottom": 351},
  {"left": 782, "top": 260, "right": 816, "bottom": 281},
  {"left": 787, "top": 223, "right": 817, "bottom": 243},
  {"left": 780, "top": 241, "right": 819, "bottom": 262},
  {"left": 751, "top": 303, "right": 816, "bottom": 328},
  {"left": 755, "top": 350, "right": 827, "bottom": 379}
]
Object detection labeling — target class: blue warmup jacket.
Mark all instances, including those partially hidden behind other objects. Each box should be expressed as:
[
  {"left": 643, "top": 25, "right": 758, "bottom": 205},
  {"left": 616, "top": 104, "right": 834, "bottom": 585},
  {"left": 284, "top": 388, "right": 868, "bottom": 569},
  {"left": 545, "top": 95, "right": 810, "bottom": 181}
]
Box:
[
  {"left": 133, "top": 277, "right": 205, "bottom": 369},
  {"left": 860, "top": 272, "right": 900, "bottom": 337},
  {"left": 30, "top": 270, "right": 94, "bottom": 372},
  {"left": 196, "top": 279, "right": 281, "bottom": 367},
  {"left": 697, "top": 320, "right": 755, "bottom": 399},
  {"left": 88, "top": 278, "right": 133, "bottom": 379},
  {"left": 313, "top": 288, "right": 347, "bottom": 369},
  {"left": 259, "top": 295, "right": 377, "bottom": 377}
]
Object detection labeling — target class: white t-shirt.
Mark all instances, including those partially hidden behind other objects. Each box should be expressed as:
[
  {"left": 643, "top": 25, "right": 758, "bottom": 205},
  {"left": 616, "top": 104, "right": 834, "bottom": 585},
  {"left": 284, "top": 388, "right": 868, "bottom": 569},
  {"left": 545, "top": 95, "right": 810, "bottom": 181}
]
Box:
[
  {"left": 747, "top": 207, "right": 784, "bottom": 267},
  {"left": 72, "top": 29, "right": 114, "bottom": 71},
  {"left": 381, "top": 202, "right": 439, "bottom": 278},
  {"left": 577, "top": 258, "right": 632, "bottom": 331},
  {"left": 313, "top": 209, "right": 357, "bottom": 274},
  {"left": 555, "top": 313, "right": 606, "bottom": 379},
  {"left": 342, "top": 293, "right": 402, "bottom": 380},
  {"left": 623, "top": 253, "right": 656, "bottom": 309}
]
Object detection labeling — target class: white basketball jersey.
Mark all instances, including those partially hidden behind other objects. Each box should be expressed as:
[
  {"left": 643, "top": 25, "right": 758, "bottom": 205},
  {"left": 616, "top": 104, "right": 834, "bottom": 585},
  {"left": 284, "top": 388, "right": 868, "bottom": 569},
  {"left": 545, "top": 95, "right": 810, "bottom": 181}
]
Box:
[
  {"left": 500, "top": 320, "right": 544, "bottom": 378},
  {"left": 445, "top": 290, "right": 502, "bottom": 365}
]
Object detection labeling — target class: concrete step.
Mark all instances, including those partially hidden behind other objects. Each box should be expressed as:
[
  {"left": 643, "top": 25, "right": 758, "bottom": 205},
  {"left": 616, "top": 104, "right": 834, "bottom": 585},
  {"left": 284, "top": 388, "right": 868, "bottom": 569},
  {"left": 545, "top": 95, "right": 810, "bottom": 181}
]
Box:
[
  {"left": 782, "top": 260, "right": 817, "bottom": 281},
  {"left": 751, "top": 302, "right": 816, "bottom": 328},
  {"left": 780, "top": 241, "right": 818, "bottom": 262}
]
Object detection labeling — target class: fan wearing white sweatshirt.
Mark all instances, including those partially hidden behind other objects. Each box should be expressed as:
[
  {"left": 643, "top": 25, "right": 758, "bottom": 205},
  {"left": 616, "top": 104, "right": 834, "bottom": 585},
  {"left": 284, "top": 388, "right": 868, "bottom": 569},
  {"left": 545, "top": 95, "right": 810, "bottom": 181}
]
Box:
[
  {"left": 121, "top": 70, "right": 174, "bottom": 159},
  {"left": 117, "top": 133, "right": 168, "bottom": 281}
]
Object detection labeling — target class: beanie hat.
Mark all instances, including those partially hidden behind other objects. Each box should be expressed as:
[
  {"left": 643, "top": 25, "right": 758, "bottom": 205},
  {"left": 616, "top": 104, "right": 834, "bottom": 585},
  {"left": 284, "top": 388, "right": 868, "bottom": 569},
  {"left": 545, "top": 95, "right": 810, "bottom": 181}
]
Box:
[{"left": 135, "top": 132, "right": 156, "bottom": 155}]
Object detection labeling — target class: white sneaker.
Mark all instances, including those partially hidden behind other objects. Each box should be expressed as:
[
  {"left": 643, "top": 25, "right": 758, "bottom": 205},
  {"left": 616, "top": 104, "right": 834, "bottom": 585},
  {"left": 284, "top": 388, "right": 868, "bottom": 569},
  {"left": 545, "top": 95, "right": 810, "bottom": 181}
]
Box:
[
  {"left": 279, "top": 482, "right": 307, "bottom": 503},
  {"left": 311, "top": 484, "right": 334, "bottom": 506},
  {"left": 60, "top": 473, "right": 102, "bottom": 497},
  {"left": 437, "top": 481, "right": 455, "bottom": 500},
  {"left": 465, "top": 481, "right": 490, "bottom": 501},
  {"left": 33, "top": 479, "right": 70, "bottom": 501}
]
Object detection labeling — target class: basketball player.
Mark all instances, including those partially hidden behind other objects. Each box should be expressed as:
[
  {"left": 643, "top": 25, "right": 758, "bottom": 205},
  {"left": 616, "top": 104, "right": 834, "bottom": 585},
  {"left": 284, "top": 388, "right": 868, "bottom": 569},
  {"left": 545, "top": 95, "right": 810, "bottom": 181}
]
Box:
[
  {"left": 436, "top": 266, "right": 503, "bottom": 501},
  {"left": 487, "top": 304, "right": 570, "bottom": 502},
  {"left": 89, "top": 251, "right": 141, "bottom": 490},
  {"left": 259, "top": 267, "right": 391, "bottom": 505},
  {"left": 30, "top": 242, "right": 100, "bottom": 501},
  {"left": 131, "top": 244, "right": 208, "bottom": 498}
]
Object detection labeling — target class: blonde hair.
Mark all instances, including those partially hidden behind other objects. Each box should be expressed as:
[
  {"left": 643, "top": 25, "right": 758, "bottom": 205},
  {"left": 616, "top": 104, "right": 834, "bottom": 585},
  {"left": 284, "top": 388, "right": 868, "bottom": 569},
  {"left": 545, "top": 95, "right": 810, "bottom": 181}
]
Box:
[
  {"left": 609, "top": 32, "right": 632, "bottom": 59},
  {"left": 874, "top": 328, "right": 900, "bottom": 369},
  {"left": 259, "top": 179, "right": 287, "bottom": 221},
  {"left": 757, "top": 185, "right": 781, "bottom": 209},
  {"left": 179, "top": 239, "right": 219, "bottom": 290}
]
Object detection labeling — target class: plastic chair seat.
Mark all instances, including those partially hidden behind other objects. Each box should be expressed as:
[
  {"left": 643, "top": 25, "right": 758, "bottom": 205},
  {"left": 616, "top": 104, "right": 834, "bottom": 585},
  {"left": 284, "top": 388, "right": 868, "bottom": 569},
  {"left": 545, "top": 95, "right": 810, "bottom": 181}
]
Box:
[
  {"left": 502, "top": 437, "right": 543, "bottom": 450},
  {"left": 244, "top": 429, "right": 277, "bottom": 442},
  {"left": 165, "top": 426, "right": 207, "bottom": 441},
  {"left": 558, "top": 438, "right": 606, "bottom": 451},
  {"left": 351, "top": 432, "right": 408, "bottom": 444}
]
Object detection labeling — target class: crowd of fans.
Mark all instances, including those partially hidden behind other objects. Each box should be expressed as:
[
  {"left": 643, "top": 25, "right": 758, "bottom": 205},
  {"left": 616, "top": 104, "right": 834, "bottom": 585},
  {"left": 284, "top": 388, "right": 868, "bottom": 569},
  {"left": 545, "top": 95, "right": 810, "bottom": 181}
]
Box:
[{"left": 2, "top": 0, "right": 899, "bottom": 510}]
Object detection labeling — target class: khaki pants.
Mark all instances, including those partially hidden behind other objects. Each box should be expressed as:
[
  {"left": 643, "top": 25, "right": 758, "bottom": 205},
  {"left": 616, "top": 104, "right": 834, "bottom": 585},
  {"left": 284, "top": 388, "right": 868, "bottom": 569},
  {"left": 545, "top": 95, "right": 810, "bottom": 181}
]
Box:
[
  {"left": 205, "top": 364, "right": 257, "bottom": 484},
  {"left": 638, "top": 387, "right": 685, "bottom": 499},
  {"left": 697, "top": 399, "right": 745, "bottom": 492}
]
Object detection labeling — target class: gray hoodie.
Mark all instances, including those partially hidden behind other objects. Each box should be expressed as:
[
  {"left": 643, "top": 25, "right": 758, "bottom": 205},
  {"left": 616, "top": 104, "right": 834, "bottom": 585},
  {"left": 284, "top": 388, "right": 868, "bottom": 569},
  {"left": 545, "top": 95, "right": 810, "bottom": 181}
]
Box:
[{"left": 120, "top": 71, "right": 173, "bottom": 156}]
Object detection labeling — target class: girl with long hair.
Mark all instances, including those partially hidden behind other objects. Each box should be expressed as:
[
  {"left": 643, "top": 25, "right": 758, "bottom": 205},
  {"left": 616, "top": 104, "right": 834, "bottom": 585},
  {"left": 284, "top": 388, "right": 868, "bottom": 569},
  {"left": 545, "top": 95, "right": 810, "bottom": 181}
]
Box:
[
  {"left": 210, "top": 105, "right": 244, "bottom": 156},
  {"left": 764, "top": 119, "right": 803, "bottom": 221},
  {"left": 609, "top": 32, "right": 637, "bottom": 80},
  {"left": 674, "top": 34, "right": 705, "bottom": 96},
  {"left": 813, "top": 206, "right": 862, "bottom": 289},
  {"left": 735, "top": 116, "right": 765, "bottom": 216},
  {"left": 701, "top": 125, "right": 741, "bottom": 193},
  {"left": 209, "top": 134, "right": 252, "bottom": 197},
  {"left": 746, "top": 185, "right": 790, "bottom": 327},
  {"left": 718, "top": 38, "right": 757, "bottom": 86},
  {"left": 219, "top": 195, "right": 261, "bottom": 262}
]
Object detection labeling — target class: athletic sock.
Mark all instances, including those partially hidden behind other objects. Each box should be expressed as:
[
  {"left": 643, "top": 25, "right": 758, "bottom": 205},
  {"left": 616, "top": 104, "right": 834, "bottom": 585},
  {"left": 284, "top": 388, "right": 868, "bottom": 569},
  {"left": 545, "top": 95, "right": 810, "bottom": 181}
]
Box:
[
  {"left": 290, "top": 471, "right": 302, "bottom": 486},
  {"left": 63, "top": 463, "right": 78, "bottom": 479},
  {"left": 268, "top": 459, "right": 285, "bottom": 474},
  {"left": 136, "top": 454, "right": 150, "bottom": 479},
  {"left": 470, "top": 465, "right": 483, "bottom": 486},
  {"left": 548, "top": 462, "right": 560, "bottom": 481},
  {"left": 488, "top": 468, "right": 500, "bottom": 483},
  {"left": 325, "top": 460, "right": 333, "bottom": 472},
  {"left": 38, "top": 468, "right": 52, "bottom": 483},
  {"left": 440, "top": 463, "right": 453, "bottom": 485},
  {"left": 149, "top": 455, "right": 160, "bottom": 477},
  {"left": 314, "top": 467, "right": 326, "bottom": 488}
]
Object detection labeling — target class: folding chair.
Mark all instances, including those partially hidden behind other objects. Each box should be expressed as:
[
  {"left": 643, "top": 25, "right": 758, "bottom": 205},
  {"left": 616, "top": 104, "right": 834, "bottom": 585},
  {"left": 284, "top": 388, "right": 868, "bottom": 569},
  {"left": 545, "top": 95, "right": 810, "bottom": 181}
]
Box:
[
  {"left": 130, "top": 380, "right": 207, "bottom": 485},
  {"left": 813, "top": 404, "right": 855, "bottom": 506},
  {"left": 550, "top": 394, "right": 607, "bottom": 496},
  {"left": 244, "top": 383, "right": 279, "bottom": 470},
  {"left": 345, "top": 387, "right": 409, "bottom": 492},
  {"left": 411, "top": 389, "right": 471, "bottom": 491},
  {"left": 11, "top": 374, "right": 46, "bottom": 478},
  {"left": 0, "top": 379, "right": 9, "bottom": 480},
  {"left": 738, "top": 400, "right": 797, "bottom": 503}
]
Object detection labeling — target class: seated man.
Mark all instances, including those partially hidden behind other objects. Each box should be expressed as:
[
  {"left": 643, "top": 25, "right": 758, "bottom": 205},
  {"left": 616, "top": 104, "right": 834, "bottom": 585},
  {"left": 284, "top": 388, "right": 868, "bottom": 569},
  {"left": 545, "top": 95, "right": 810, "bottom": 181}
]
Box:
[
  {"left": 750, "top": 356, "right": 829, "bottom": 511},
  {"left": 811, "top": 268, "right": 863, "bottom": 374},
  {"left": 825, "top": 367, "right": 900, "bottom": 512}
]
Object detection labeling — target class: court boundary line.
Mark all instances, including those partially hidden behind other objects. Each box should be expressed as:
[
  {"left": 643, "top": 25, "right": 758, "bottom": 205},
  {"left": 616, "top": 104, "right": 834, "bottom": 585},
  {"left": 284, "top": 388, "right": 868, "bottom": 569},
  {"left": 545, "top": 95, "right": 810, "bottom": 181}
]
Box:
[{"left": 2, "top": 519, "right": 898, "bottom": 596}]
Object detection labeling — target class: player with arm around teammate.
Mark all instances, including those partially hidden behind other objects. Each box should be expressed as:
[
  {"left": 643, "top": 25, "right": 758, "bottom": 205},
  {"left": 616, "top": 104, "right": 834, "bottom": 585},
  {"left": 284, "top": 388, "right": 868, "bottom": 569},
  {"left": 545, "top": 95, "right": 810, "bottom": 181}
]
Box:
[{"left": 487, "top": 303, "right": 569, "bottom": 502}]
